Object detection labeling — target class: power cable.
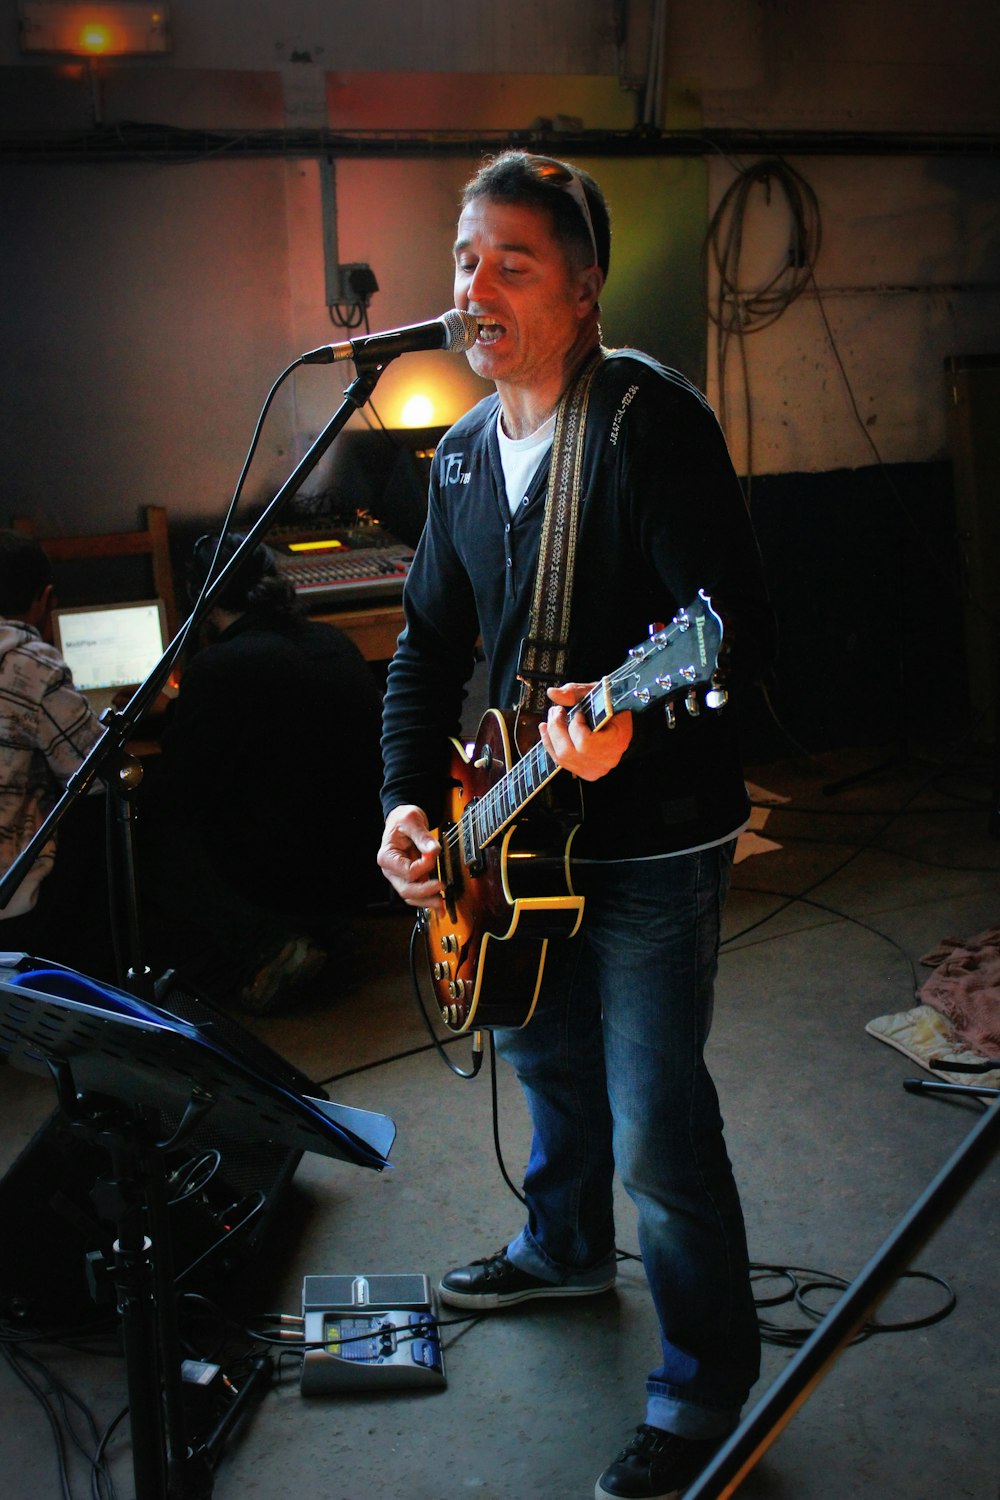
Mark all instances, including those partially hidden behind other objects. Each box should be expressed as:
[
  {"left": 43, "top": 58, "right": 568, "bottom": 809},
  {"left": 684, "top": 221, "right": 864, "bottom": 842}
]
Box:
[
  {"left": 703, "top": 156, "right": 821, "bottom": 498},
  {"left": 0, "top": 1339, "right": 119, "bottom": 1500}
]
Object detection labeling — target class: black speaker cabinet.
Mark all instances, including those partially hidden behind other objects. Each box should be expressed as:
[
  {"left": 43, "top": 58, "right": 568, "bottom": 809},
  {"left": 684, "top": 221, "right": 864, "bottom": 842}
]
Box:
[{"left": 945, "top": 353, "right": 1000, "bottom": 740}]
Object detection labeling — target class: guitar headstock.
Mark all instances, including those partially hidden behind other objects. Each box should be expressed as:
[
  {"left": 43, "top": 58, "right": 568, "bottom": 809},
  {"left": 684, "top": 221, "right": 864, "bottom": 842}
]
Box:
[{"left": 608, "top": 590, "right": 727, "bottom": 724}]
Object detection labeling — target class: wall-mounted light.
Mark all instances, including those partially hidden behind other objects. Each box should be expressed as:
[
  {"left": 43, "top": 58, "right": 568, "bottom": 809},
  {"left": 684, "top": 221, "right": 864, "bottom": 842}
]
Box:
[{"left": 17, "top": 1, "right": 171, "bottom": 57}]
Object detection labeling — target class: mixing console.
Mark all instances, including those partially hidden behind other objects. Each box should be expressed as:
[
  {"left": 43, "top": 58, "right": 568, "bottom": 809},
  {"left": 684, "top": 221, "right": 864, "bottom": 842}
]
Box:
[{"left": 273, "top": 533, "right": 414, "bottom": 608}]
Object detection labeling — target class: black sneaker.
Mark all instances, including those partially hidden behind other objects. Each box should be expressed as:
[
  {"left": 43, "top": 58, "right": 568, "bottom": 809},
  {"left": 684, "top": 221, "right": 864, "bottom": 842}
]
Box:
[
  {"left": 438, "top": 1248, "right": 615, "bottom": 1309},
  {"left": 595, "top": 1425, "right": 722, "bottom": 1500}
]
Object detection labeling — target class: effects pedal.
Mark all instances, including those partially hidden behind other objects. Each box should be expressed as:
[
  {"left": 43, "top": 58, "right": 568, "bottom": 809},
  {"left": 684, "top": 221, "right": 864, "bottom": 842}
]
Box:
[{"left": 299, "top": 1273, "right": 446, "bottom": 1394}]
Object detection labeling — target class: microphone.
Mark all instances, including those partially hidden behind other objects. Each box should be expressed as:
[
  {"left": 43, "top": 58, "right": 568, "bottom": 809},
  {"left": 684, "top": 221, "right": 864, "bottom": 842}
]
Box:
[{"left": 300, "top": 309, "right": 479, "bottom": 366}]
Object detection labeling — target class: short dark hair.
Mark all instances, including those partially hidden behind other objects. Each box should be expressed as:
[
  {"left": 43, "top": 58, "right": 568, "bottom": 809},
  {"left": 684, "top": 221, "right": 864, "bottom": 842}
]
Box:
[
  {"left": 0, "top": 530, "right": 52, "bottom": 616},
  {"left": 188, "top": 532, "right": 303, "bottom": 626},
  {"left": 461, "top": 151, "right": 611, "bottom": 279}
]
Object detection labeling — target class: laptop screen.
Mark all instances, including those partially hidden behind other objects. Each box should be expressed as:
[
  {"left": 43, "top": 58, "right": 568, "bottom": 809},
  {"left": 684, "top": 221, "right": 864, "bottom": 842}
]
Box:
[{"left": 51, "top": 599, "right": 168, "bottom": 694}]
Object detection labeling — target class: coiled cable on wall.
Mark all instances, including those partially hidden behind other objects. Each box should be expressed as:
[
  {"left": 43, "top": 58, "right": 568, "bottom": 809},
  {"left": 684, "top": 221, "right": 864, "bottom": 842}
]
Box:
[{"left": 702, "top": 156, "right": 822, "bottom": 492}]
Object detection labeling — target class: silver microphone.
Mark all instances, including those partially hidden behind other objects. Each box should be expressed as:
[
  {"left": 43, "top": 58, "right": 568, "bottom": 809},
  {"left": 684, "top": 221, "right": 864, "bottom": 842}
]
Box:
[{"left": 301, "top": 309, "right": 479, "bottom": 366}]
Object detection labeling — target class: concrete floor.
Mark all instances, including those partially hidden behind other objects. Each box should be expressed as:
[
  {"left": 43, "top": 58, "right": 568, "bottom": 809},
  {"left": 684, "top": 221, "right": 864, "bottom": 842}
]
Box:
[{"left": 1, "top": 744, "right": 998, "bottom": 1499}]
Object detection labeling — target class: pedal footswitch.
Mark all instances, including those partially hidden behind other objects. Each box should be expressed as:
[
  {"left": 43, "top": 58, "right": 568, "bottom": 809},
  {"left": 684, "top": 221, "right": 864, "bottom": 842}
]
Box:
[{"left": 299, "top": 1273, "right": 446, "bottom": 1394}]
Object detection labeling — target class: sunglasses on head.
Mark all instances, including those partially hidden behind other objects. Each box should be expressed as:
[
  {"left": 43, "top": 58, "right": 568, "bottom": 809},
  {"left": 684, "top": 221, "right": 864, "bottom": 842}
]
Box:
[{"left": 526, "top": 158, "right": 599, "bottom": 268}]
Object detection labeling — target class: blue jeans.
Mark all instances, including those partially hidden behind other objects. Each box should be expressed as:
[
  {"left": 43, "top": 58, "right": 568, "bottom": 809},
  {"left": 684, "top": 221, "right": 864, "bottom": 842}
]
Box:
[{"left": 495, "top": 842, "right": 760, "bottom": 1440}]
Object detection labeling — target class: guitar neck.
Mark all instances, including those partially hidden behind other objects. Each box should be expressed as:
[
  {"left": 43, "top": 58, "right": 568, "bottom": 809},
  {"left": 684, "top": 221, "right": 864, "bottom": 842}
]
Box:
[
  {"left": 474, "top": 682, "right": 610, "bottom": 846},
  {"left": 467, "top": 595, "right": 722, "bottom": 852}
]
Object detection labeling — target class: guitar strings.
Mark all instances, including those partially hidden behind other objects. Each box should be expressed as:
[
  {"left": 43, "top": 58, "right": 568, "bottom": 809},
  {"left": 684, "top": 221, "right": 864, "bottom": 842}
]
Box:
[
  {"left": 439, "top": 681, "right": 603, "bottom": 858},
  {"left": 437, "top": 620, "right": 699, "bottom": 859}
]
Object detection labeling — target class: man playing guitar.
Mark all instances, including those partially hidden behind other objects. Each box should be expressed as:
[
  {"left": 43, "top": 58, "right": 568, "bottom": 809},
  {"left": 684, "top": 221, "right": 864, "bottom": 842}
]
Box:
[{"left": 377, "top": 152, "right": 776, "bottom": 1500}]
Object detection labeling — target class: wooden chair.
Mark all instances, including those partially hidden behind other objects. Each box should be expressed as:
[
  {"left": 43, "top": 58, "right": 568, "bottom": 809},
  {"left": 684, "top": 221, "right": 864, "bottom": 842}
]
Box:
[{"left": 11, "top": 505, "right": 179, "bottom": 636}]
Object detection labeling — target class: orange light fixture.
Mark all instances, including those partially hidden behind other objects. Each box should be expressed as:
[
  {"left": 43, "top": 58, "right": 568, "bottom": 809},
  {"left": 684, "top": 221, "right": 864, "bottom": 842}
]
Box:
[{"left": 18, "top": 2, "right": 171, "bottom": 56}]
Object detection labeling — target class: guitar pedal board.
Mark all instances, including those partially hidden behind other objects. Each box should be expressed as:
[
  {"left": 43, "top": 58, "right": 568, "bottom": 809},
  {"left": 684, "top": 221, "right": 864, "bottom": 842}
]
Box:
[{"left": 299, "top": 1273, "right": 446, "bottom": 1394}]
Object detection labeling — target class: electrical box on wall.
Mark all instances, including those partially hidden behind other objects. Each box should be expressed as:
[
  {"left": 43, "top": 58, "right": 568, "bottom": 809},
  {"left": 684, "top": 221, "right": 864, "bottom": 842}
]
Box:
[{"left": 330, "top": 262, "right": 379, "bottom": 310}]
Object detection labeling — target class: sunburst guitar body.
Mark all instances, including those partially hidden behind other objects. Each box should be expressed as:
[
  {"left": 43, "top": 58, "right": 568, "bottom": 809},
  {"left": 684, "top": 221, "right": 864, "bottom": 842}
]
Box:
[{"left": 420, "top": 592, "right": 727, "bottom": 1033}]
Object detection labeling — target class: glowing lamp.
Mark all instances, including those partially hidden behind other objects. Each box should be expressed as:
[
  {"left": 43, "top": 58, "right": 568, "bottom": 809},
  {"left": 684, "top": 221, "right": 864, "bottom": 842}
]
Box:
[
  {"left": 18, "top": 1, "right": 171, "bottom": 56},
  {"left": 400, "top": 393, "right": 435, "bottom": 429}
]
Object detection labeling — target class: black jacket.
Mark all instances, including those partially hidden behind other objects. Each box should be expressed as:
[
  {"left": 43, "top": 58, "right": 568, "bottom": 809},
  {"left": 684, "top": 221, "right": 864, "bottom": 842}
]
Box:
[
  {"left": 157, "top": 612, "right": 385, "bottom": 917},
  {"left": 381, "top": 350, "right": 776, "bottom": 859}
]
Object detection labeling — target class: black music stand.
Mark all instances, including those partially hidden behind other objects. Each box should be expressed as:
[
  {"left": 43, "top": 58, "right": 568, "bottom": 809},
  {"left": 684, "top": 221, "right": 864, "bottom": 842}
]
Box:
[{"left": 0, "top": 952, "right": 395, "bottom": 1500}]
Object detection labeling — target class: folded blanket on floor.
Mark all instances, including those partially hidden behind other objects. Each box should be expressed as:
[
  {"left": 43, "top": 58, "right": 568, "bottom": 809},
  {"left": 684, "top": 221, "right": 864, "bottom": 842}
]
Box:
[{"left": 865, "top": 1004, "right": 1000, "bottom": 1089}]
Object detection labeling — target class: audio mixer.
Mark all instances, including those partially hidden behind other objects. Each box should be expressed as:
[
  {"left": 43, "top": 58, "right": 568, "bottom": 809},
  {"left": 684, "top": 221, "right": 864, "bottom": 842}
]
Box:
[{"left": 273, "top": 527, "right": 414, "bottom": 608}]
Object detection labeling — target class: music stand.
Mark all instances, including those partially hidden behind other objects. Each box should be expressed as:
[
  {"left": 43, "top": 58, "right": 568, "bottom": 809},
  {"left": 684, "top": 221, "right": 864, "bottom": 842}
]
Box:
[{"left": 0, "top": 952, "right": 395, "bottom": 1500}]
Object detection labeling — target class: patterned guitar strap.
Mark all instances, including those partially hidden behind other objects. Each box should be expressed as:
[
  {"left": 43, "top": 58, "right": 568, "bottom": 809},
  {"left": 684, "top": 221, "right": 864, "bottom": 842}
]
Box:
[{"left": 514, "top": 344, "right": 605, "bottom": 756}]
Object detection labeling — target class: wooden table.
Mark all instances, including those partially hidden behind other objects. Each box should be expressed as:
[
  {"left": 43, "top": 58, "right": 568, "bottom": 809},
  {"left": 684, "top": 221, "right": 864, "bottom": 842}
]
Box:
[{"left": 315, "top": 603, "right": 405, "bottom": 661}]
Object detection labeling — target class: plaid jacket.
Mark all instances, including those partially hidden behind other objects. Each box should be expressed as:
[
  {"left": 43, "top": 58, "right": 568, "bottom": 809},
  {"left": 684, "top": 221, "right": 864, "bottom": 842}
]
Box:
[{"left": 0, "top": 621, "right": 104, "bottom": 917}]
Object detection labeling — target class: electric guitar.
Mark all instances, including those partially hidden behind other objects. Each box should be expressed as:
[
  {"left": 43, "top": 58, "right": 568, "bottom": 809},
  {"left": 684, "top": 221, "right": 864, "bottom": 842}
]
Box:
[{"left": 420, "top": 591, "right": 727, "bottom": 1034}]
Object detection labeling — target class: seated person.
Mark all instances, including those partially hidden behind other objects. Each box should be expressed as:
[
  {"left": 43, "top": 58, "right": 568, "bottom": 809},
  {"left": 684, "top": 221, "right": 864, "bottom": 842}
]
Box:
[
  {"left": 139, "top": 532, "right": 386, "bottom": 1013},
  {"left": 0, "top": 530, "right": 108, "bottom": 966}
]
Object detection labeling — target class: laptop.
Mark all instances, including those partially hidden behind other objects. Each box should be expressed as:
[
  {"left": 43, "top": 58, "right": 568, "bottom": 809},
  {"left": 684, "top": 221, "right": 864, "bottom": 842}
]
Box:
[{"left": 51, "top": 599, "right": 169, "bottom": 713}]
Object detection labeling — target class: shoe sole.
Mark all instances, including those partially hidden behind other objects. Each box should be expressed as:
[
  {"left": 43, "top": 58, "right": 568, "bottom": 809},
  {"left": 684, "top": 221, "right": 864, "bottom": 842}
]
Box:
[
  {"left": 594, "top": 1482, "right": 682, "bottom": 1500},
  {"left": 438, "top": 1275, "right": 616, "bottom": 1310},
  {"left": 240, "top": 940, "right": 327, "bottom": 1014}
]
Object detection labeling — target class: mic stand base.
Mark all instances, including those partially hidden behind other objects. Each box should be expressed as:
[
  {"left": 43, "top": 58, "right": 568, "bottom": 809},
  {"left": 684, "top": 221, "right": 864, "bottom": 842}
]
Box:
[{"left": 51, "top": 1057, "right": 265, "bottom": 1500}]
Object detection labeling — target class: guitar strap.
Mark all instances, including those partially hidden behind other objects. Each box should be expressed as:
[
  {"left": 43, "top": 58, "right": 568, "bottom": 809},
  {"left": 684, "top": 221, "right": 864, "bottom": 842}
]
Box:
[{"left": 515, "top": 344, "right": 605, "bottom": 739}]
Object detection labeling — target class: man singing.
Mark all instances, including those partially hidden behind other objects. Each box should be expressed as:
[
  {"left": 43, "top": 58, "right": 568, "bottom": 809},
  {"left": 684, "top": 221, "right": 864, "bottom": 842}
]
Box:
[{"left": 378, "top": 152, "right": 775, "bottom": 1500}]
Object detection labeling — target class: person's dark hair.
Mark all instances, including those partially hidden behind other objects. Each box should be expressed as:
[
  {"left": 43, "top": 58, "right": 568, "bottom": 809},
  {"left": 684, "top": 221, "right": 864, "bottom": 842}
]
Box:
[
  {"left": 188, "top": 533, "right": 303, "bottom": 627},
  {"left": 0, "top": 529, "right": 53, "bottom": 616},
  {"left": 461, "top": 151, "right": 611, "bottom": 279}
]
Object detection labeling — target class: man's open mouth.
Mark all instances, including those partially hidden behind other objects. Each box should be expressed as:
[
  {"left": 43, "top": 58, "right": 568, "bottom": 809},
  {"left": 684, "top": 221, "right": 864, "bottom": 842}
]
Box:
[{"left": 476, "top": 320, "right": 505, "bottom": 344}]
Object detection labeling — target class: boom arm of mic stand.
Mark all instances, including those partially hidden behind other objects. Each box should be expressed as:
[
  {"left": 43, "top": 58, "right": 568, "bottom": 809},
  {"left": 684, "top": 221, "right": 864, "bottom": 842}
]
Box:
[{"left": 0, "top": 367, "right": 386, "bottom": 984}]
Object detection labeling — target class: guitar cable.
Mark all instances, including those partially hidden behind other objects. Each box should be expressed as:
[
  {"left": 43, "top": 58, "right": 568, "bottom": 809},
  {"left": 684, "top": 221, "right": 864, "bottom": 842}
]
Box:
[
  {"left": 408, "top": 918, "right": 485, "bottom": 1080},
  {"left": 316, "top": 918, "right": 958, "bottom": 1349}
]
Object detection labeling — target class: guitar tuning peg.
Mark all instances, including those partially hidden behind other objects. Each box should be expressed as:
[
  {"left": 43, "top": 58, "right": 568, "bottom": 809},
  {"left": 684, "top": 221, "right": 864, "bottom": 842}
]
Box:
[
  {"left": 664, "top": 702, "right": 677, "bottom": 729},
  {"left": 705, "top": 673, "right": 728, "bottom": 712},
  {"left": 685, "top": 690, "right": 700, "bottom": 717}
]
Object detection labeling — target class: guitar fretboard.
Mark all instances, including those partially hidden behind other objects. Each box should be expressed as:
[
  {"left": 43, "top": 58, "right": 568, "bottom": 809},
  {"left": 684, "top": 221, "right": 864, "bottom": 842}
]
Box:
[
  {"left": 455, "top": 597, "right": 717, "bottom": 866},
  {"left": 462, "top": 682, "right": 609, "bottom": 862}
]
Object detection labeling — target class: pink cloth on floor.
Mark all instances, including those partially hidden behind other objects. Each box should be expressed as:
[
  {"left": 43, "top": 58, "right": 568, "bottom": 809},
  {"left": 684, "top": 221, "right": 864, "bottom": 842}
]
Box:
[{"left": 917, "top": 926, "right": 1000, "bottom": 1055}]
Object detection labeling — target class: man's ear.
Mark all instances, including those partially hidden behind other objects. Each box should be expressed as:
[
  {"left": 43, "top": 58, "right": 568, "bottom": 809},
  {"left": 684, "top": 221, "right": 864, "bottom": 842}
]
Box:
[
  {"left": 576, "top": 263, "right": 605, "bottom": 316},
  {"left": 26, "top": 582, "right": 55, "bottom": 632}
]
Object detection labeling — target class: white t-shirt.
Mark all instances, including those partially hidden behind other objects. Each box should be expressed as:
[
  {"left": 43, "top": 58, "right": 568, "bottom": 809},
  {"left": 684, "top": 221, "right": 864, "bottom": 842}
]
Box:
[{"left": 495, "top": 410, "right": 556, "bottom": 516}]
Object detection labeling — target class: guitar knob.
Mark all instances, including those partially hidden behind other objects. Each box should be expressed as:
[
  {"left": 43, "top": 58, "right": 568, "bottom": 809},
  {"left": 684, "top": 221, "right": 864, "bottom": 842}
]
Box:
[
  {"left": 447, "top": 1004, "right": 460, "bottom": 1025},
  {"left": 447, "top": 978, "right": 466, "bottom": 1000},
  {"left": 440, "top": 934, "right": 458, "bottom": 953},
  {"left": 433, "top": 961, "right": 449, "bottom": 981}
]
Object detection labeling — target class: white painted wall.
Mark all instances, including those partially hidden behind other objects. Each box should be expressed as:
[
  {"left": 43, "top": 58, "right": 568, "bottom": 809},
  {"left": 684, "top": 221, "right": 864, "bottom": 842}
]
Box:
[{"left": 705, "top": 153, "right": 1000, "bottom": 476}]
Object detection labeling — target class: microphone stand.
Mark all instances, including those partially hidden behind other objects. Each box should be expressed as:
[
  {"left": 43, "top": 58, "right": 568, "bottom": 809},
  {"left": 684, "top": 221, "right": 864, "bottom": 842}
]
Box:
[
  {"left": 0, "top": 358, "right": 388, "bottom": 994},
  {"left": 0, "top": 356, "right": 390, "bottom": 1498}
]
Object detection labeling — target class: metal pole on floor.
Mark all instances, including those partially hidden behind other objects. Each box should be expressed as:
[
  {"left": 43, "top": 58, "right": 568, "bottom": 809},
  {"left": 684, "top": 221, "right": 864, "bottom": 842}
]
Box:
[{"left": 684, "top": 1092, "right": 1000, "bottom": 1499}]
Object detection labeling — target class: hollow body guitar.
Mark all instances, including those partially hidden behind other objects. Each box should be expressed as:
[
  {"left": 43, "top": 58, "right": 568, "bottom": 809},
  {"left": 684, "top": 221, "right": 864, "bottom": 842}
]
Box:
[{"left": 420, "top": 592, "right": 726, "bottom": 1034}]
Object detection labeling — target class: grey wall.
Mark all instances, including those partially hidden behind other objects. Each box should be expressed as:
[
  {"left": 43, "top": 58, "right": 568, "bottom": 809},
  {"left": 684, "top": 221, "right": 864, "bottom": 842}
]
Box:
[{"left": 2, "top": 1, "right": 999, "bottom": 532}]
